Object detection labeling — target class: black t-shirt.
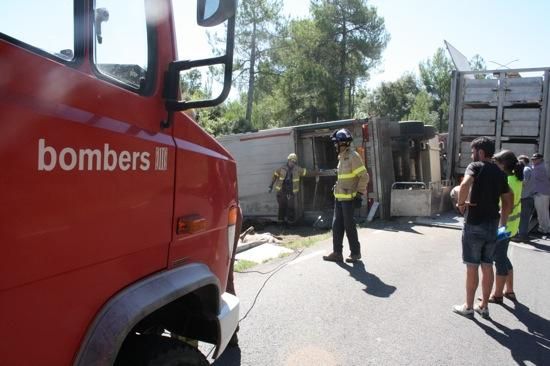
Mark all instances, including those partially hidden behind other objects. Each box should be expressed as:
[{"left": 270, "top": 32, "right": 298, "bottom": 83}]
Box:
[{"left": 465, "top": 161, "right": 510, "bottom": 225}]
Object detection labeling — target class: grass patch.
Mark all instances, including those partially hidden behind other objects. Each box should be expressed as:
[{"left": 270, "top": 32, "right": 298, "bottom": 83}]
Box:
[
  {"left": 276, "top": 251, "right": 293, "bottom": 260},
  {"left": 282, "top": 232, "right": 331, "bottom": 250},
  {"left": 234, "top": 259, "right": 257, "bottom": 272}
]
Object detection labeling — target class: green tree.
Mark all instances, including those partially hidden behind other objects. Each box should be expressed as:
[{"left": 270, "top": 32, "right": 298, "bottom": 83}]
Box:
[
  {"left": 469, "top": 54, "right": 487, "bottom": 79},
  {"left": 270, "top": 18, "right": 338, "bottom": 125},
  {"left": 407, "top": 90, "right": 439, "bottom": 127},
  {"left": 312, "top": 0, "right": 389, "bottom": 118},
  {"left": 234, "top": 0, "right": 285, "bottom": 126},
  {"left": 180, "top": 69, "right": 207, "bottom": 100},
  {"left": 360, "top": 73, "right": 419, "bottom": 121},
  {"left": 196, "top": 99, "right": 250, "bottom": 137},
  {"left": 418, "top": 47, "right": 453, "bottom": 131}
]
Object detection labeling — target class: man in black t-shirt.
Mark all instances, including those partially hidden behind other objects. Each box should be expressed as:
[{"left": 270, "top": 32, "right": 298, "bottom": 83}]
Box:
[{"left": 453, "top": 137, "right": 513, "bottom": 319}]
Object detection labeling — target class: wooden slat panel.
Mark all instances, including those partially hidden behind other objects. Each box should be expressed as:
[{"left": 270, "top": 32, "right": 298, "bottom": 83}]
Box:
[
  {"left": 502, "top": 108, "right": 541, "bottom": 136},
  {"left": 462, "top": 108, "right": 496, "bottom": 135},
  {"left": 463, "top": 79, "right": 498, "bottom": 103},
  {"left": 500, "top": 142, "right": 538, "bottom": 157},
  {"left": 504, "top": 77, "right": 543, "bottom": 104}
]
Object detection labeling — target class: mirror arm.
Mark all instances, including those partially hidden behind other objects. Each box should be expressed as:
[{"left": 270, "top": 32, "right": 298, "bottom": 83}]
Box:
[{"left": 164, "top": 16, "right": 235, "bottom": 113}]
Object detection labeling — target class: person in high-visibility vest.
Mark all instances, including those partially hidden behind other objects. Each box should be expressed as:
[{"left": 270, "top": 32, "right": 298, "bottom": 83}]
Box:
[
  {"left": 488, "top": 149, "right": 524, "bottom": 303},
  {"left": 323, "top": 128, "right": 369, "bottom": 263},
  {"left": 269, "top": 153, "right": 314, "bottom": 224}
]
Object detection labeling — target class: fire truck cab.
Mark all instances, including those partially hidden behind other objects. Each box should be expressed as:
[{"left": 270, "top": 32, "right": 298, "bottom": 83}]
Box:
[{"left": 0, "top": 0, "right": 241, "bottom": 365}]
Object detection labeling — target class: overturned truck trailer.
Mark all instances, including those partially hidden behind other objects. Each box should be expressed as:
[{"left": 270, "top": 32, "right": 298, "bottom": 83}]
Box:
[{"left": 217, "top": 119, "right": 396, "bottom": 221}]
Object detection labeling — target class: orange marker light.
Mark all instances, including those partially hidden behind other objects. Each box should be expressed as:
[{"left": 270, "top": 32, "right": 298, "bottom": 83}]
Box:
[
  {"left": 228, "top": 206, "right": 238, "bottom": 226},
  {"left": 177, "top": 215, "right": 208, "bottom": 235}
]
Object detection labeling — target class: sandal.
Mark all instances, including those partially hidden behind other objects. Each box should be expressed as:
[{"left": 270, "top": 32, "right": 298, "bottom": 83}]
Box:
[
  {"left": 478, "top": 295, "right": 504, "bottom": 304},
  {"left": 504, "top": 292, "right": 517, "bottom": 301}
]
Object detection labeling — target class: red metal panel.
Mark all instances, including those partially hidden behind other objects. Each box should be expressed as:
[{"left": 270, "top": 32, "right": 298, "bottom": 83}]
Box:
[
  {"left": 0, "top": 21, "right": 173, "bottom": 364},
  {"left": 170, "top": 112, "right": 238, "bottom": 291},
  {"left": 0, "top": 245, "right": 165, "bottom": 366},
  {"left": 0, "top": 1, "right": 239, "bottom": 364}
]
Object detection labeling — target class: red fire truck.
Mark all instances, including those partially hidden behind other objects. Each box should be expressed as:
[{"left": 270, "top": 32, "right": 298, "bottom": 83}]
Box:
[{"left": 0, "top": 1, "right": 241, "bottom": 364}]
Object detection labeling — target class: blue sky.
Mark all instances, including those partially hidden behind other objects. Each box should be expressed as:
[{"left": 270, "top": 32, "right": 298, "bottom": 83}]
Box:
[{"left": 284, "top": 0, "right": 550, "bottom": 88}]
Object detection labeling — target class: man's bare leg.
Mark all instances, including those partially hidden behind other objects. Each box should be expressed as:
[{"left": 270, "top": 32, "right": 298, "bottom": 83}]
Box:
[
  {"left": 466, "top": 265, "right": 479, "bottom": 309},
  {"left": 480, "top": 264, "right": 494, "bottom": 308}
]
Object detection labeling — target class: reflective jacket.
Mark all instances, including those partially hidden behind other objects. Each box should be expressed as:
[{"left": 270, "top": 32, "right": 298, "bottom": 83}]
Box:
[
  {"left": 334, "top": 147, "right": 369, "bottom": 201},
  {"left": 505, "top": 175, "right": 522, "bottom": 236},
  {"left": 272, "top": 164, "right": 307, "bottom": 194}
]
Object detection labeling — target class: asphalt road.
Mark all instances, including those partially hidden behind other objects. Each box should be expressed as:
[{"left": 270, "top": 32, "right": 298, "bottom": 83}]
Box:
[{"left": 211, "top": 222, "right": 550, "bottom": 366}]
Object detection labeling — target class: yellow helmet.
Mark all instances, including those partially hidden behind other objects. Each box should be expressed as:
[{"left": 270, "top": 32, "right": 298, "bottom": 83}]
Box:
[{"left": 287, "top": 153, "right": 298, "bottom": 162}]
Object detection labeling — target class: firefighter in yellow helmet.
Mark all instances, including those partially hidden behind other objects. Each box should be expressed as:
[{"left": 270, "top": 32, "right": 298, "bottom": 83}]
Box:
[
  {"left": 323, "top": 128, "right": 369, "bottom": 263},
  {"left": 269, "top": 153, "right": 314, "bottom": 224}
]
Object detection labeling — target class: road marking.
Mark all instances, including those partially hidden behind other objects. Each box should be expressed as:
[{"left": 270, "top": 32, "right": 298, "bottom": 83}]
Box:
[{"left": 288, "top": 250, "right": 326, "bottom": 266}]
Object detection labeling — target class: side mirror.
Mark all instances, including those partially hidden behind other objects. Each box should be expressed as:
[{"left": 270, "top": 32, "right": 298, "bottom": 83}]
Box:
[
  {"left": 164, "top": 0, "right": 236, "bottom": 114},
  {"left": 197, "top": 0, "right": 236, "bottom": 27}
]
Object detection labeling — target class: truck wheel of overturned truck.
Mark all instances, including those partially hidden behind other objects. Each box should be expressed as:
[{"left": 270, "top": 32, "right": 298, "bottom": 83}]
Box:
[
  {"left": 398, "top": 121, "right": 425, "bottom": 138},
  {"left": 423, "top": 125, "right": 437, "bottom": 140},
  {"left": 115, "top": 334, "right": 209, "bottom": 366}
]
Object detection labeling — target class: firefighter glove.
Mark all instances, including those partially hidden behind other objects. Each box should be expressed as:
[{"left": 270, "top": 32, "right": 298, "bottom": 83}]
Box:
[{"left": 353, "top": 192, "right": 363, "bottom": 209}]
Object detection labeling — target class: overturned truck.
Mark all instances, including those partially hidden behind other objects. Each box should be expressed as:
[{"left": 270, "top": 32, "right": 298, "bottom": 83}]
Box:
[{"left": 218, "top": 118, "right": 450, "bottom": 221}]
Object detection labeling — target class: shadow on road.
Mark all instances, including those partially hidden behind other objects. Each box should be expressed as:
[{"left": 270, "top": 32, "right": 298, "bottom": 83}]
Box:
[
  {"left": 504, "top": 301, "right": 550, "bottom": 342},
  {"left": 525, "top": 240, "right": 550, "bottom": 253},
  {"left": 473, "top": 301, "right": 550, "bottom": 365},
  {"left": 367, "top": 223, "right": 424, "bottom": 235},
  {"left": 338, "top": 261, "right": 396, "bottom": 297},
  {"left": 213, "top": 345, "right": 241, "bottom": 366}
]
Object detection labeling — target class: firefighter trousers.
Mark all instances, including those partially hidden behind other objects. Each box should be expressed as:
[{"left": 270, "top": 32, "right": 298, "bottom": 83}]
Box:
[
  {"left": 276, "top": 191, "right": 295, "bottom": 223},
  {"left": 332, "top": 200, "right": 361, "bottom": 255}
]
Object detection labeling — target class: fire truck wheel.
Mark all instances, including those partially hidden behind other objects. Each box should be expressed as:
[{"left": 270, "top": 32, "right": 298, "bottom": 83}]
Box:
[{"left": 115, "top": 334, "right": 209, "bottom": 366}]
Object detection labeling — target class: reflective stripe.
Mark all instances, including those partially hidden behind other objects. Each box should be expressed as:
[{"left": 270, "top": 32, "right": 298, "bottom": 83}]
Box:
[
  {"left": 293, "top": 189, "right": 299, "bottom": 193},
  {"left": 292, "top": 179, "right": 300, "bottom": 182},
  {"left": 338, "top": 173, "right": 356, "bottom": 179},
  {"left": 334, "top": 193, "right": 354, "bottom": 199},
  {"left": 508, "top": 213, "right": 521, "bottom": 222},
  {"left": 338, "top": 165, "right": 367, "bottom": 180},
  {"left": 274, "top": 172, "right": 279, "bottom": 177},
  {"left": 302, "top": 168, "right": 307, "bottom": 176},
  {"left": 279, "top": 177, "right": 284, "bottom": 180},
  {"left": 275, "top": 186, "right": 281, "bottom": 191},
  {"left": 352, "top": 165, "right": 366, "bottom": 176}
]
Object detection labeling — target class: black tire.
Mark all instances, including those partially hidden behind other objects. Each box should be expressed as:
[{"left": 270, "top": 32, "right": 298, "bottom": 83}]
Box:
[
  {"left": 398, "top": 120, "right": 425, "bottom": 137},
  {"left": 423, "top": 125, "right": 437, "bottom": 140},
  {"left": 115, "top": 335, "right": 209, "bottom": 366}
]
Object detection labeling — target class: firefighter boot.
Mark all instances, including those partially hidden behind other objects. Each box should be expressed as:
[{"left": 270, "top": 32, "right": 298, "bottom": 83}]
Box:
[
  {"left": 323, "top": 252, "right": 343, "bottom": 263},
  {"left": 345, "top": 254, "right": 362, "bottom": 263}
]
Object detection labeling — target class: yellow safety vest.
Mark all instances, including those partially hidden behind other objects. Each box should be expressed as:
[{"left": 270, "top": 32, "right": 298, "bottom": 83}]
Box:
[
  {"left": 333, "top": 148, "right": 369, "bottom": 201},
  {"left": 272, "top": 164, "right": 307, "bottom": 194},
  {"left": 505, "top": 175, "right": 522, "bottom": 236}
]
